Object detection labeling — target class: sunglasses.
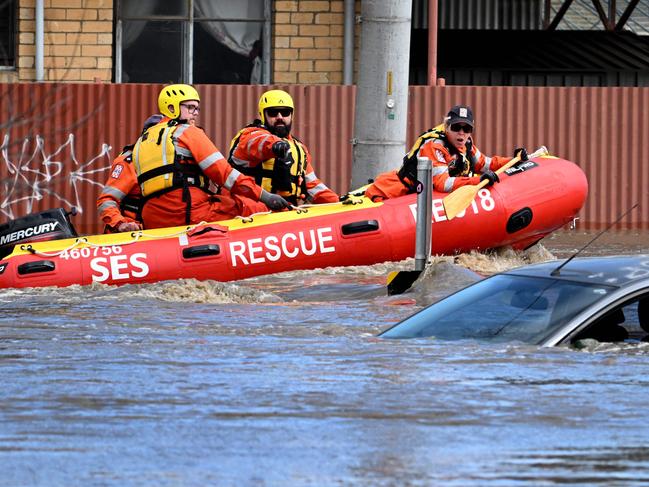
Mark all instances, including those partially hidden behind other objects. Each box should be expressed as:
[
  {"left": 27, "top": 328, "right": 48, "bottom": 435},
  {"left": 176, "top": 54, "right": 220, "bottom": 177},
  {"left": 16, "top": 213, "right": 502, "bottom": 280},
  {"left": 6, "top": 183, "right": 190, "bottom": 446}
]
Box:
[
  {"left": 450, "top": 123, "right": 472, "bottom": 133},
  {"left": 180, "top": 103, "right": 200, "bottom": 114},
  {"left": 266, "top": 108, "right": 293, "bottom": 118}
]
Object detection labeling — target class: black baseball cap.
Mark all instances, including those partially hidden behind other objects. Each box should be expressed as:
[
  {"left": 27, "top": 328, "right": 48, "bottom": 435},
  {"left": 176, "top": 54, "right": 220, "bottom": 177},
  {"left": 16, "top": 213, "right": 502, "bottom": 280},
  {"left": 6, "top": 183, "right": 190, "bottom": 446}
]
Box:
[{"left": 446, "top": 105, "right": 474, "bottom": 127}]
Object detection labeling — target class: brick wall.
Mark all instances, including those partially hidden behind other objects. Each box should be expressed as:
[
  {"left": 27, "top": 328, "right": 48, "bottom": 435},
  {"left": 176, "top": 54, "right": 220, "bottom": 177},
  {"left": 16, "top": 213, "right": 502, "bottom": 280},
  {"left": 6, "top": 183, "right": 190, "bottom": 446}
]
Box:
[
  {"left": 3, "top": 0, "right": 357, "bottom": 85},
  {"left": 9, "top": 0, "right": 113, "bottom": 83},
  {"left": 273, "top": 0, "right": 358, "bottom": 84}
]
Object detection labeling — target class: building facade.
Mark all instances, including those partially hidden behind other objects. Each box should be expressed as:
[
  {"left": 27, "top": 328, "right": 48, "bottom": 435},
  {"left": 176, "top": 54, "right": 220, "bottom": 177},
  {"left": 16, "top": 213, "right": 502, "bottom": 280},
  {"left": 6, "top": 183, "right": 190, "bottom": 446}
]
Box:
[
  {"left": 3, "top": 1, "right": 649, "bottom": 86},
  {"left": 1, "top": 0, "right": 359, "bottom": 85}
]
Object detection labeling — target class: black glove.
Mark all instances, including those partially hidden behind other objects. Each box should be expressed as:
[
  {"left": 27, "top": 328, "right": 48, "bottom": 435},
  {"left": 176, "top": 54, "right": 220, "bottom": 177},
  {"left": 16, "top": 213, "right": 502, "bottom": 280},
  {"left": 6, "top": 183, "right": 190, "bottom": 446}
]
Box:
[
  {"left": 272, "top": 140, "right": 290, "bottom": 160},
  {"left": 480, "top": 170, "right": 500, "bottom": 187},
  {"left": 260, "top": 189, "right": 291, "bottom": 211},
  {"left": 513, "top": 147, "right": 528, "bottom": 161}
]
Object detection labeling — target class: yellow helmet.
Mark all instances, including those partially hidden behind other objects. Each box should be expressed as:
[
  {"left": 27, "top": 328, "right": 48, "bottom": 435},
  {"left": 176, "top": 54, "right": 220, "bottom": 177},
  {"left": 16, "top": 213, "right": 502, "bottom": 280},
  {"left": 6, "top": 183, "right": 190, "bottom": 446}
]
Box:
[
  {"left": 158, "top": 84, "right": 200, "bottom": 119},
  {"left": 258, "top": 89, "right": 294, "bottom": 124}
]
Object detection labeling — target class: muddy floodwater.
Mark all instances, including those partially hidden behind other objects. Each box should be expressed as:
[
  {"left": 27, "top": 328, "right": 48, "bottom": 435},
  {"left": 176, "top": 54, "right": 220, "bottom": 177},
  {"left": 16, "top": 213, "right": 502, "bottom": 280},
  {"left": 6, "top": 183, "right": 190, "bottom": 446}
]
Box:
[{"left": 2, "top": 229, "right": 649, "bottom": 486}]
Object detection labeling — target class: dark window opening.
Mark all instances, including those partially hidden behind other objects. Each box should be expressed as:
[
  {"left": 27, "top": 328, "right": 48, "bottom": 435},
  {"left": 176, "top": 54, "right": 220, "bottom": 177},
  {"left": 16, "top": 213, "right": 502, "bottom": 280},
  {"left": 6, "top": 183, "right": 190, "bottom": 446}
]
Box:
[
  {"left": 117, "top": 0, "right": 267, "bottom": 84},
  {"left": 0, "top": 0, "right": 17, "bottom": 67}
]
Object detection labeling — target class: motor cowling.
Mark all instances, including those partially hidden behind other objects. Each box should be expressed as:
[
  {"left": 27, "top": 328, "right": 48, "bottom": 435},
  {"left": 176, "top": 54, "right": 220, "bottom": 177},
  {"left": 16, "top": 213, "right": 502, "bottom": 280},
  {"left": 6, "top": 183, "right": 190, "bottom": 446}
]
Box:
[{"left": 0, "top": 208, "right": 78, "bottom": 259}]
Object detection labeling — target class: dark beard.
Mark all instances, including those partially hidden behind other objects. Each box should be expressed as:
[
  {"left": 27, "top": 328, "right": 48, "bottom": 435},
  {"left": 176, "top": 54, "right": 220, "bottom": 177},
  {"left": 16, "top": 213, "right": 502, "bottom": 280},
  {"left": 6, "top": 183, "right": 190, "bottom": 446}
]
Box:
[{"left": 269, "top": 122, "right": 291, "bottom": 138}]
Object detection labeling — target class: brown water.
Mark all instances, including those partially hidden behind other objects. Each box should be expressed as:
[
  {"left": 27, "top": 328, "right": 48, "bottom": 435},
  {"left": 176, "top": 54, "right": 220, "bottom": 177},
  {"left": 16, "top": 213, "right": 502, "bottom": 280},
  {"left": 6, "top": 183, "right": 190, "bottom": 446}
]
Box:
[{"left": 2, "top": 229, "right": 649, "bottom": 486}]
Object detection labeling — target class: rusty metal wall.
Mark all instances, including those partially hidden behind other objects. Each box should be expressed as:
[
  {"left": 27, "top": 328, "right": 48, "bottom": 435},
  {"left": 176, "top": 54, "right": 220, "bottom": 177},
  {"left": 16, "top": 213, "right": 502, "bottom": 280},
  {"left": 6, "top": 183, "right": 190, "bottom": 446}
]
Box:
[
  {"left": 0, "top": 83, "right": 356, "bottom": 234},
  {"left": 198, "top": 84, "right": 356, "bottom": 199},
  {"left": 0, "top": 83, "right": 163, "bottom": 234},
  {"left": 1, "top": 82, "right": 647, "bottom": 233}
]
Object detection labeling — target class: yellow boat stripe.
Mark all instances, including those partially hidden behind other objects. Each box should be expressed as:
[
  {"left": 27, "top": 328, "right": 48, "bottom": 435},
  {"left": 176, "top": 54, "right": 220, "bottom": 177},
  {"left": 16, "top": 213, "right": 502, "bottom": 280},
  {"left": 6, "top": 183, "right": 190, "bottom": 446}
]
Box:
[{"left": 4, "top": 197, "right": 384, "bottom": 258}]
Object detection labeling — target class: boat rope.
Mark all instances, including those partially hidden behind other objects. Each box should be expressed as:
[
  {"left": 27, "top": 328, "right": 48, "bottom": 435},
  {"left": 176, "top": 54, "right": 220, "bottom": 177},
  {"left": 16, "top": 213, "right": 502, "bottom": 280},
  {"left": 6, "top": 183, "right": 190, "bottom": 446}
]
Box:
[
  {"left": 132, "top": 226, "right": 199, "bottom": 240},
  {"left": 18, "top": 198, "right": 368, "bottom": 257},
  {"left": 21, "top": 236, "right": 90, "bottom": 257},
  {"left": 230, "top": 202, "right": 323, "bottom": 223},
  {"left": 341, "top": 197, "right": 365, "bottom": 205},
  {"left": 20, "top": 221, "right": 213, "bottom": 257},
  {"left": 233, "top": 210, "right": 273, "bottom": 223},
  {"left": 229, "top": 198, "right": 367, "bottom": 223}
]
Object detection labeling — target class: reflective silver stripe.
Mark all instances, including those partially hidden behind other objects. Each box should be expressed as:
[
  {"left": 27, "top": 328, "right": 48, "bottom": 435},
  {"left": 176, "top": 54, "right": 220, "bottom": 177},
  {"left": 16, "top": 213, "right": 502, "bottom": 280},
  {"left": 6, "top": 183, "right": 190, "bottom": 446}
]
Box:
[
  {"left": 304, "top": 171, "right": 317, "bottom": 183},
  {"left": 444, "top": 177, "right": 455, "bottom": 192},
  {"left": 230, "top": 155, "right": 253, "bottom": 168},
  {"left": 247, "top": 133, "right": 270, "bottom": 154},
  {"left": 101, "top": 186, "right": 126, "bottom": 200},
  {"left": 432, "top": 166, "right": 447, "bottom": 176},
  {"left": 98, "top": 200, "right": 119, "bottom": 213},
  {"left": 175, "top": 146, "right": 193, "bottom": 158},
  {"left": 161, "top": 127, "right": 173, "bottom": 181},
  {"left": 482, "top": 155, "right": 493, "bottom": 171},
  {"left": 223, "top": 168, "right": 242, "bottom": 190},
  {"left": 172, "top": 125, "right": 193, "bottom": 159},
  {"left": 308, "top": 182, "right": 328, "bottom": 197},
  {"left": 174, "top": 124, "right": 189, "bottom": 138},
  {"left": 198, "top": 151, "right": 224, "bottom": 171}
]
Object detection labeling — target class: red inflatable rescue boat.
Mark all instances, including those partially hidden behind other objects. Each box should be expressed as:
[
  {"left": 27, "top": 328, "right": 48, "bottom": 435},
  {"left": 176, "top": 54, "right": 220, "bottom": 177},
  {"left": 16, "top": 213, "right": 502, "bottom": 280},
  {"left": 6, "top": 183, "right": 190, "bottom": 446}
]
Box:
[{"left": 0, "top": 154, "right": 588, "bottom": 289}]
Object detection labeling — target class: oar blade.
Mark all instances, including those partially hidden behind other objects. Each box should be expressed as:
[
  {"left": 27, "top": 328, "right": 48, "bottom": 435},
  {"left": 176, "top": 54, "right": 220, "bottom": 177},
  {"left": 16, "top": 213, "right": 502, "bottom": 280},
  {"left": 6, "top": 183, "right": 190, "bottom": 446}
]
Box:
[
  {"left": 387, "top": 270, "right": 423, "bottom": 295},
  {"left": 442, "top": 185, "right": 479, "bottom": 220}
]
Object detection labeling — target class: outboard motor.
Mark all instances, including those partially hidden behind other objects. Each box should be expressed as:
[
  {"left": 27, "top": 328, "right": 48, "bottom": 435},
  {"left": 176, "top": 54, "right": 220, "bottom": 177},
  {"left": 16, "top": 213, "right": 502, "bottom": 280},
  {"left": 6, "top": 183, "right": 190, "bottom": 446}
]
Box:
[{"left": 0, "top": 208, "right": 78, "bottom": 259}]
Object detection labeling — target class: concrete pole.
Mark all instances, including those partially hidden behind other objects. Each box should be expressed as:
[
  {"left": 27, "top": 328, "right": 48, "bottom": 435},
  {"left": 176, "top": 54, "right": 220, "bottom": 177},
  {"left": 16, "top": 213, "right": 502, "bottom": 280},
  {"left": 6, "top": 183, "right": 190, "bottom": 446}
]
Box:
[
  {"left": 343, "top": 0, "right": 355, "bottom": 85},
  {"left": 350, "top": 0, "right": 412, "bottom": 189}
]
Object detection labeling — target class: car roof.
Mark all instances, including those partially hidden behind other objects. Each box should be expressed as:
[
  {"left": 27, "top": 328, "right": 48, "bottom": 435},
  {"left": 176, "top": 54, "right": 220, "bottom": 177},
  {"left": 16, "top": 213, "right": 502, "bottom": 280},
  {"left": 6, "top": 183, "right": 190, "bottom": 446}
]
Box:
[{"left": 505, "top": 254, "right": 649, "bottom": 287}]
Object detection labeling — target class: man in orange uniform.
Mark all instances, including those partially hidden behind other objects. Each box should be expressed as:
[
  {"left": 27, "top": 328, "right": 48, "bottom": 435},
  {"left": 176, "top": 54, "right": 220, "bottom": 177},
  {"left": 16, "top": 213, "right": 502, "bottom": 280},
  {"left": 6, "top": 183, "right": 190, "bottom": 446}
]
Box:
[
  {"left": 365, "top": 105, "right": 528, "bottom": 201},
  {"left": 228, "top": 89, "right": 339, "bottom": 206},
  {"left": 97, "top": 114, "right": 162, "bottom": 233},
  {"left": 99, "top": 84, "right": 290, "bottom": 231}
]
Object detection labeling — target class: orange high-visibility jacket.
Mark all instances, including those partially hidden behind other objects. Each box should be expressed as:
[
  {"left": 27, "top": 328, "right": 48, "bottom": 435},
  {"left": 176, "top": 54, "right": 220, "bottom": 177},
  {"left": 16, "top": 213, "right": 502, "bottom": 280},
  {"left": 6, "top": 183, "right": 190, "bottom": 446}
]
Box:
[
  {"left": 366, "top": 127, "right": 512, "bottom": 201},
  {"left": 229, "top": 124, "right": 338, "bottom": 204},
  {"left": 133, "top": 118, "right": 264, "bottom": 229},
  {"left": 97, "top": 148, "right": 142, "bottom": 231}
]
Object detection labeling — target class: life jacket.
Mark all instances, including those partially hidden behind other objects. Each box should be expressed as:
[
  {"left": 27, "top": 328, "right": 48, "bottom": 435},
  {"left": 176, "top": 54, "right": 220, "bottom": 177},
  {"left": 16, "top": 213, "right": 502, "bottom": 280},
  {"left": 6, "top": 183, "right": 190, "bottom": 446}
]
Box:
[
  {"left": 133, "top": 120, "right": 211, "bottom": 223},
  {"left": 229, "top": 120, "right": 308, "bottom": 206},
  {"left": 397, "top": 123, "right": 478, "bottom": 192}
]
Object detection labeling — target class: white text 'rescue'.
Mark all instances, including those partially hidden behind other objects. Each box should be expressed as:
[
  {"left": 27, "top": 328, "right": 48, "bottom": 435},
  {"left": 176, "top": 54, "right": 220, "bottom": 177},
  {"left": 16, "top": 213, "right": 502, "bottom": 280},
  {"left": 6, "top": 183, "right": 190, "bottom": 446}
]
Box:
[{"left": 229, "top": 227, "right": 336, "bottom": 266}]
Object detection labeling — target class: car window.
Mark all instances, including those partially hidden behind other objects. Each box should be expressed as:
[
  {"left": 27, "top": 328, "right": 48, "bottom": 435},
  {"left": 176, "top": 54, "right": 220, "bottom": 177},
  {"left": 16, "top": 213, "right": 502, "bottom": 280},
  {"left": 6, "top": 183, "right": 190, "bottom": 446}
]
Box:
[
  {"left": 380, "top": 274, "right": 617, "bottom": 345},
  {"left": 567, "top": 293, "right": 649, "bottom": 344}
]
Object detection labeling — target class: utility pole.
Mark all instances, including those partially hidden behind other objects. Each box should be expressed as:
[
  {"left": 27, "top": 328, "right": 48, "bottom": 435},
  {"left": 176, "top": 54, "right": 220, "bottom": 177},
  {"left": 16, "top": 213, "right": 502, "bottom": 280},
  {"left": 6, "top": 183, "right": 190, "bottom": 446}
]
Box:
[{"left": 351, "top": 0, "right": 413, "bottom": 189}]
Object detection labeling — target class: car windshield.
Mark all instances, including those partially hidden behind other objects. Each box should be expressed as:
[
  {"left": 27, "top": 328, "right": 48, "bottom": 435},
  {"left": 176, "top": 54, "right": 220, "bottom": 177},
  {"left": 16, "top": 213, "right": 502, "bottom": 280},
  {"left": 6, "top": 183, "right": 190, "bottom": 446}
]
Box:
[{"left": 379, "top": 274, "right": 618, "bottom": 344}]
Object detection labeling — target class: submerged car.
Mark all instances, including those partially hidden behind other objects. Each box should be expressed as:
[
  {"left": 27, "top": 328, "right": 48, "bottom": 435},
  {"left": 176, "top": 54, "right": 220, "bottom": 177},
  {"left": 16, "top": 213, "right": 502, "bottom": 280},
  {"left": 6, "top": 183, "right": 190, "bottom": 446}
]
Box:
[{"left": 379, "top": 255, "right": 649, "bottom": 346}]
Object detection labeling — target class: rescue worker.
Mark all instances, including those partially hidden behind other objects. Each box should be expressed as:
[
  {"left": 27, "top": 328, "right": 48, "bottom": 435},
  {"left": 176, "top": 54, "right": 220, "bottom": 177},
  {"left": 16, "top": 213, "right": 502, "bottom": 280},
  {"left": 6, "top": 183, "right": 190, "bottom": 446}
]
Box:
[
  {"left": 228, "top": 89, "right": 339, "bottom": 206},
  {"left": 97, "top": 114, "right": 162, "bottom": 233},
  {"left": 101, "top": 84, "right": 290, "bottom": 231},
  {"left": 365, "top": 104, "right": 528, "bottom": 201}
]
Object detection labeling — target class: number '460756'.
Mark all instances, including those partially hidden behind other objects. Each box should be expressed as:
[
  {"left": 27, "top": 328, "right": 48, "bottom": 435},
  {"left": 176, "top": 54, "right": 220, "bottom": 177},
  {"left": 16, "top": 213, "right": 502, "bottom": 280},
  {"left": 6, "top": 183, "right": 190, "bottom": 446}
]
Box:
[{"left": 60, "top": 245, "right": 123, "bottom": 260}]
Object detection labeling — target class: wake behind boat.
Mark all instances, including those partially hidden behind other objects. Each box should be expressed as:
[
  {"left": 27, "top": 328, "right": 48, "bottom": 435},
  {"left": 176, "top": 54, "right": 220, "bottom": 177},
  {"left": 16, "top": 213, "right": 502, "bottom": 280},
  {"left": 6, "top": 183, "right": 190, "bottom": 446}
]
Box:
[{"left": 0, "top": 153, "right": 587, "bottom": 289}]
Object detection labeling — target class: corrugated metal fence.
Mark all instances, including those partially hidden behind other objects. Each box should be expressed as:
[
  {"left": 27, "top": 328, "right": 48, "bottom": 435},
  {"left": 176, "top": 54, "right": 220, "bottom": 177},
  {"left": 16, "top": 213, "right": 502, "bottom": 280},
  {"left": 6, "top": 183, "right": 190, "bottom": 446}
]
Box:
[{"left": 1, "top": 82, "right": 647, "bottom": 233}]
